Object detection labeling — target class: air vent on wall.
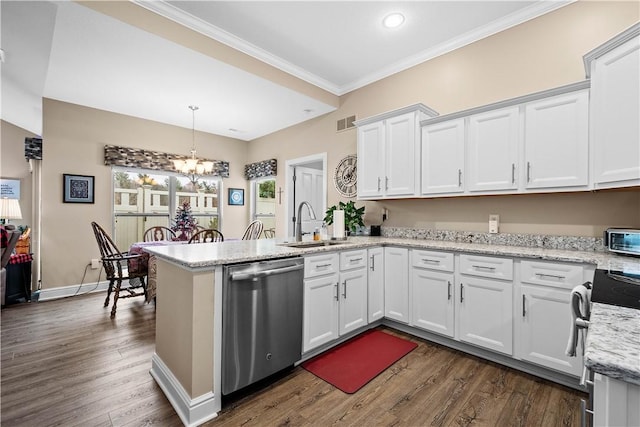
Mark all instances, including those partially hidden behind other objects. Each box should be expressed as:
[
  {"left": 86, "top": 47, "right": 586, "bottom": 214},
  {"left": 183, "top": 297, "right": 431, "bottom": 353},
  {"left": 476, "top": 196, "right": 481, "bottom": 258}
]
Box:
[{"left": 336, "top": 115, "right": 356, "bottom": 132}]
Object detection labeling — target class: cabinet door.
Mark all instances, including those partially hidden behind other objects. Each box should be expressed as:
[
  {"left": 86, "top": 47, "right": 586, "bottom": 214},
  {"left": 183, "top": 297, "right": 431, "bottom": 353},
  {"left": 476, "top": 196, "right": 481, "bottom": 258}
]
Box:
[
  {"left": 467, "top": 107, "right": 519, "bottom": 192},
  {"left": 594, "top": 373, "right": 640, "bottom": 427},
  {"left": 524, "top": 90, "right": 589, "bottom": 189},
  {"left": 368, "top": 247, "right": 384, "bottom": 322},
  {"left": 591, "top": 35, "right": 640, "bottom": 187},
  {"left": 411, "top": 268, "right": 454, "bottom": 337},
  {"left": 357, "top": 121, "right": 385, "bottom": 198},
  {"left": 384, "top": 247, "right": 409, "bottom": 323},
  {"left": 421, "top": 118, "right": 465, "bottom": 195},
  {"left": 303, "top": 274, "right": 339, "bottom": 352},
  {"left": 458, "top": 276, "right": 513, "bottom": 355},
  {"left": 518, "top": 285, "right": 582, "bottom": 376},
  {"left": 339, "top": 268, "right": 368, "bottom": 335},
  {"left": 386, "top": 112, "right": 418, "bottom": 196}
]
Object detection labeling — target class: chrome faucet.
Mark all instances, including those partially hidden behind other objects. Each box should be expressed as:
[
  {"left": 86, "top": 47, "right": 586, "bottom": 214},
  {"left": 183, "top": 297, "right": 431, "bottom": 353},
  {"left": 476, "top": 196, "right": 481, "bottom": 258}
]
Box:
[{"left": 295, "top": 201, "right": 317, "bottom": 242}]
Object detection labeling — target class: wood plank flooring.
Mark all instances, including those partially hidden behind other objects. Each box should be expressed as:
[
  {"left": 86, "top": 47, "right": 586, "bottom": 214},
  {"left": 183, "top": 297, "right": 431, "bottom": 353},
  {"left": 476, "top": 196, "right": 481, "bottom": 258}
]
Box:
[{"left": 1, "top": 292, "right": 587, "bottom": 426}]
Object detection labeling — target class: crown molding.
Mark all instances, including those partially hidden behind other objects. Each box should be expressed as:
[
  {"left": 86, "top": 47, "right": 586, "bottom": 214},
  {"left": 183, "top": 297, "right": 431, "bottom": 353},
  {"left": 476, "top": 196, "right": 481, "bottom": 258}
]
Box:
[{"left": 132, "top": 0, "right": 574, "bottom": 97}]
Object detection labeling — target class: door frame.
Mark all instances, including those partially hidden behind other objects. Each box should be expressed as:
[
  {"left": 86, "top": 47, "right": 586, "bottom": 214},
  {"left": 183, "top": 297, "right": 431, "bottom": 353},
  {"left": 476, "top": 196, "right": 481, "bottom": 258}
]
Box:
[{"left": 285, "top": 153, "right": 327, "bottom": 238}]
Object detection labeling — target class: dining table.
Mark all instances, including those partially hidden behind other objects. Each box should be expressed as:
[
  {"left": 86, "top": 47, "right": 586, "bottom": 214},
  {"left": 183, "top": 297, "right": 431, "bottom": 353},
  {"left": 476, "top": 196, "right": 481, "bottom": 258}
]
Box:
[{"left": 128, "top": 240, "right": 186, "bottom": 302}]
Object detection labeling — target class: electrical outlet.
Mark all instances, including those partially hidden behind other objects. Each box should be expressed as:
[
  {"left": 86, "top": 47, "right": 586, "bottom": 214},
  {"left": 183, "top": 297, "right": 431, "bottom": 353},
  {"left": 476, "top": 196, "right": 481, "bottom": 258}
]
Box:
[
  {"left": 91, "top": 258, "right": 101, "bottom": 269},
  {"left": 489, "top": 214, "right": 499, "bottom": 234}
]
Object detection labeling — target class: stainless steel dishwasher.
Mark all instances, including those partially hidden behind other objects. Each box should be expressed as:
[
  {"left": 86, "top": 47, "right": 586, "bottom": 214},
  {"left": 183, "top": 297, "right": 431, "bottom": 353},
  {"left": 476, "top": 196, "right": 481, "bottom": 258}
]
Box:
[{"left": 222, "top": 257, "right": 304, "bottom": 395}]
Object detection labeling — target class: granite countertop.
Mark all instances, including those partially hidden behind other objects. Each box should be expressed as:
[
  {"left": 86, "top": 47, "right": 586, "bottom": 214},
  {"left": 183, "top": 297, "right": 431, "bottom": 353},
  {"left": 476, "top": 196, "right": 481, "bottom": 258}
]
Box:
[{"left": 145, "top": 235, "right": 640, "bottom": 385}]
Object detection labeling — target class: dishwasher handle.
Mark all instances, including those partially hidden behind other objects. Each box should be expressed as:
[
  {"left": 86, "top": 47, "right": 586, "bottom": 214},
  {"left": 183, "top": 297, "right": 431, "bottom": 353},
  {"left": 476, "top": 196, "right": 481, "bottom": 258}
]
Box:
[{"left": 230, "top": 263, "right": 303, "bottom": 281}]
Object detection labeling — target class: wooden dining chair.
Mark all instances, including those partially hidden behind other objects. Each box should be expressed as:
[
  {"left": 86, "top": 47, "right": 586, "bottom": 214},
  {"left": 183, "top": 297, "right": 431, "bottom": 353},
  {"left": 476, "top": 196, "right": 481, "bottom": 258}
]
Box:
[
  {"left": 143, "top": 226, "right": 176, "bottom": 242},
  {"left": 188, "top": 229, "right": 224, "bottom": 243},
  {"left": 262, "top": 228, "right": 275, "bottom": 239},
  {"left": 242, "top": 220, "right": 264, "bottom": 240},
  {"left": 91, "top": 222, "right": 147, "bottom": 317}
]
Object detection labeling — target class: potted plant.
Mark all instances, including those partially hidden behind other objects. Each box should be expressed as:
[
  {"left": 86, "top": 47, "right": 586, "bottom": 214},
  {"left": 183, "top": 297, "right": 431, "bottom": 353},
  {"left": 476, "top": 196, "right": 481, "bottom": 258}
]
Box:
[{"left": 324, "top": 201, "right": 365, "bottom": 235}]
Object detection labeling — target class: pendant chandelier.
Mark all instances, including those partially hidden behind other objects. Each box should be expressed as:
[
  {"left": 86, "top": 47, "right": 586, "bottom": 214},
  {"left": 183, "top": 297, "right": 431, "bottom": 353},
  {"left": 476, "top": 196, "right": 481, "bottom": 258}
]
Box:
[{"left": 173, "top": 105, "right": 214, "bottom": 175}]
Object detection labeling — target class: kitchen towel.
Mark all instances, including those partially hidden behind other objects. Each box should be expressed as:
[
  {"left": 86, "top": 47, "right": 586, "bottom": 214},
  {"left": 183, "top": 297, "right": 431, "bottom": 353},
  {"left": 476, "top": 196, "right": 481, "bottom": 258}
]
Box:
[
  {"left": 565, "top": 283, "right": 591, "bottom": 357},
  {"left": 333, "top": 209, "right": 345, "bottom": 239}
]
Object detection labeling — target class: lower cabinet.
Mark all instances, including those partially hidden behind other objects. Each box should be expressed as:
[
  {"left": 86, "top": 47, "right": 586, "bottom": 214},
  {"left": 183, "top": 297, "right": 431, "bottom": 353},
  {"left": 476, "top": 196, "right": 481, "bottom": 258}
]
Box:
[
  {"left": 384, "top": 247, "right": 409, "bottom": 323},
  {"left": 593, "top": 373, "right": 640, "bottom": 427},
  {"left": 457, "top": 255, "right": 514, "bottom": 355},
  {"left": 367, "top": 247, "right": 384, "bottom": 322}
]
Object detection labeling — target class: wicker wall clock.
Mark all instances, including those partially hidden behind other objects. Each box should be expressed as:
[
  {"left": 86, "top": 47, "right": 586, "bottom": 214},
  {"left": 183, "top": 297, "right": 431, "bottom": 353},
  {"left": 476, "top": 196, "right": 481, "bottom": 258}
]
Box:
[{"left": 334, "top": 155, "right": 357, "bottom": 198}]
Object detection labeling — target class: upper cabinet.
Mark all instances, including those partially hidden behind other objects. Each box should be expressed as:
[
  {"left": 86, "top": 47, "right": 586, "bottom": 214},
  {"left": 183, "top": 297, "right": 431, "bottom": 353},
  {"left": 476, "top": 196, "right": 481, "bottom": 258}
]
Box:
[
  {"left": 356, "top": 104, "right": 438, "bottom": 199},
  {"left": 421, "top": 118, "right": 465, "bottom": 195},
  {"left": 584, "top": 23, "right": 640, "bottom": 189}
]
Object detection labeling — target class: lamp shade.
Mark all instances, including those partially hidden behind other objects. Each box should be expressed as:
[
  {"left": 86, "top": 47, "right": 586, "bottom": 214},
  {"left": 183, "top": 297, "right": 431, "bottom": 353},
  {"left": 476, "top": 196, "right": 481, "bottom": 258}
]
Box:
[{"left": 0, "top": 198, "right": 22, "bottom": 220}]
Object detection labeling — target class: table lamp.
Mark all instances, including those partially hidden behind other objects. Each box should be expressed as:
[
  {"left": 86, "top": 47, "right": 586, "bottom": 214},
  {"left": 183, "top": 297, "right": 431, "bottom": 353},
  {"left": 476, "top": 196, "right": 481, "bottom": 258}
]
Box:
[{"left": 0, "top": 197, "right": 22, "bottom": 227}]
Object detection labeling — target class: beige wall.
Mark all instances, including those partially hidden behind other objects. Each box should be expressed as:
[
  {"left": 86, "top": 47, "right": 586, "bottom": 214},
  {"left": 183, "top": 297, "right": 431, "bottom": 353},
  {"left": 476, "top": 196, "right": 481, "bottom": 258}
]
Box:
[
  {"left": 40, "top": 99, "right": 248, "bottom": 290},
  {"left": 248, "top": 1, "right": 640, "bottom": 238}
]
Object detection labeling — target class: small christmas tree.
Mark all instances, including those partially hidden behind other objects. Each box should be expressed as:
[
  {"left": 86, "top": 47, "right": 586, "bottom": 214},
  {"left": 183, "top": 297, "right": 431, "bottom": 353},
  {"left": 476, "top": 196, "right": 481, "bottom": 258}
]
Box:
[{"left": 172, "top": 201, "right": 198, "bottom": 240}]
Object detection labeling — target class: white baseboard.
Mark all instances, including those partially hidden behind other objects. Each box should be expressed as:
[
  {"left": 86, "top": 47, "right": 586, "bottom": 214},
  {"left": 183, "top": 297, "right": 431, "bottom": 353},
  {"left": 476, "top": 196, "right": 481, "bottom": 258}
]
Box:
[
  {"left": 150, "top": 353, "right": 219, "bottom": 427},
  {"left": 37, "top": 280, "right": 111, "bottom": 301}
]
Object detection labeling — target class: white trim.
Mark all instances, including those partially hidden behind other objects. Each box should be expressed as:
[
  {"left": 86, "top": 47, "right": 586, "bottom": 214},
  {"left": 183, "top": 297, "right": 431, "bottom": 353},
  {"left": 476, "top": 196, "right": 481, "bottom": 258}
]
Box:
[
  {"left": 37, "top": 280, "right": 111, "bottom": 301},
  {"left": 285, "top": 153, "right": 327, "bottom": 238},
  {"left": 133, "top": 0, "right": 573, "bottom": 96},
  {"left": 150, "top": 354, "right": 219, "bottom": 427},
  {"left": 583, "top": 22, "right": 640, "bottom": 78},
  {"left": 353, "top": 103, "right": 439, "bottom": 127}
]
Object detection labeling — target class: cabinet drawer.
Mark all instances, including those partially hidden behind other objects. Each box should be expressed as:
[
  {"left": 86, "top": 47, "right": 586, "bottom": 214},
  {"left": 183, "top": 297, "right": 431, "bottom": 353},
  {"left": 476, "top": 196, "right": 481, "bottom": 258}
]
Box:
[
  {"left": 305, "top": 253, "right": 339, "bottom": 278},
  {"left": 459, "top": 254, "right": 513, "bottom": 281},
  {"left": 520, "top": 260, "right": 585, "bottom": 290},
  {"left": 411, "top": 249, "right": 454, "bottom": 272},
  {"left": 340, "top": 249, "right": 367, "bottom": 271}
]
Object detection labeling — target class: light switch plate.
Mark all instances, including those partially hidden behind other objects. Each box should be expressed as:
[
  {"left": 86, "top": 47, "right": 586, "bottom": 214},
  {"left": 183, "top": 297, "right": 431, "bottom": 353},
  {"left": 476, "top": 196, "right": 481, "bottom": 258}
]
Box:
[{"left": 489, "top": 214, "right": 499, "bottom": 234}]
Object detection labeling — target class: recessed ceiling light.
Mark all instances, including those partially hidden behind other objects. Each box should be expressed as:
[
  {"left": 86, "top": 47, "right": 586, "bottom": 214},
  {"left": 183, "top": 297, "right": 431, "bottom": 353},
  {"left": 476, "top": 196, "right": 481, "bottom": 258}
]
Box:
[{"left": 383, "top": 13, "right": 405, "bottom": 29}]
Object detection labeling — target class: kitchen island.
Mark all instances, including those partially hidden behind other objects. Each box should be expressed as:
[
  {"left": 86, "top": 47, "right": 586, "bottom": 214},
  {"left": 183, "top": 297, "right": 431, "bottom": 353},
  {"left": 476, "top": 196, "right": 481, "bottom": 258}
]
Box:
[{"left": 146, "top": 236, "right": 640, "bottom": 427}]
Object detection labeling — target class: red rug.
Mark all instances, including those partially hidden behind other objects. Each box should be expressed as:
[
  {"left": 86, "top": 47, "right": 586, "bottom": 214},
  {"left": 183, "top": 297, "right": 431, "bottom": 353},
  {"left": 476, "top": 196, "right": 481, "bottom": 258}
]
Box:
[{"left": 301, "top": 330, "right": 417, "bottom": 394}]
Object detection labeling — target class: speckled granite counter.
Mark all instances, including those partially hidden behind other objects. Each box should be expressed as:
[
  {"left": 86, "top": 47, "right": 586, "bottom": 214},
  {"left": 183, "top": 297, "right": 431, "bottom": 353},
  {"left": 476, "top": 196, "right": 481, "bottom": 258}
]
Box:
[{"left": 146, "top": 235, "right": 640, "bottom": 385}]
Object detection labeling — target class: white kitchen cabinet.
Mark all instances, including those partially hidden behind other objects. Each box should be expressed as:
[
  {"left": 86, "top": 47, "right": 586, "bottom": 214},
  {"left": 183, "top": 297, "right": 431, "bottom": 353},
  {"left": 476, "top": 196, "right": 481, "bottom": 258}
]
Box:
[
  {"left": 303, "top": 265, "right": 340, "bottom": 352},
  {"left": 338, "top": 250, "right": 368, "bottom": 335},
  {"left": 585, "top": 23, "right": 640, "bottom": 188},
  {"left": 384, "top": 247, "right": 409, "bottom": 324},
  {"left": 524, "top": 90, "right": 589, "bottom": 190},
  {"left": 421, "top": 118, "right": 465, "bottom": 195},
  {"left": 593, "top": 373, "right": 640, "bottom": 427},
  {"left": 356, "top": 104, "right": 438, "bottom": 199},
  {"left": 367, "top": 247, "right": 384, "bottom": 322},
  {"left": 467, "top": 107, "right": 519, "bottom": 192},
  {"left": 457, "top": 254, "right": 513, "bottom": 355},
  {"left": 516, "top": 260, "right": 589, "bottom": 377},
  {"left": 410, "top": 250, "right": 455, "bottom": 338}
]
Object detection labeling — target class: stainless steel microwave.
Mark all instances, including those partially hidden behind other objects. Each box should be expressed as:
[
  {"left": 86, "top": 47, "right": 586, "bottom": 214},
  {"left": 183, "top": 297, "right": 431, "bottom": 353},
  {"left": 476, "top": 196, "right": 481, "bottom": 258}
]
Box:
[{"left": 604, "top": 228, "right": 640, "bottom": 256}]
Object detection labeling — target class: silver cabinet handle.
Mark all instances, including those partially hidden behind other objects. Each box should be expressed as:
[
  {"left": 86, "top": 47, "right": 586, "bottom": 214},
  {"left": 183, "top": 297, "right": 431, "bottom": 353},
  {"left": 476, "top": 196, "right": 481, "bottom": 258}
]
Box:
[
  {"left": 316, "top": 263, "right": 332, "bottom": 268},
  {"left": 536, "top": 273, "right": 566, "bottom": 280},
  {"left": 460, "top": 283, "right": 464, "bottom": 303},
  {"left": 370, "top": 255, "right": 375, "bottom": 271},
  {"left": 421, "top": 258, "right": 440, "bottom": 264},
  {"left": 580, "top": 399, "right": 594, "bottom": 427},
  {"left": 349, "top": 257, "right": 363, "bottom": 263},
  {"left": 342, "top": 280, "right": 347, "bottom": 298},
  {"left": 472, "top": 264, "right": 496, "bottom": 271},
  {"left": 447, "top": 281, "right": 451, "bottom": 300},
  {"left": 522, "top": 294, "right": 526, "bottom": 317},
  {"left": 377, "top": 177, "right": 381, "bottom": 191},
  {"left": 527, "top": 161, "right": 531, "bottom": 182},
  {"left": 385, "top": 176, "right": 389, "bottom": 190},
  {"left": 335, "top": 282, "right": 339, "bottom": 301},
  {"left": 458, "top": 169, "right": 462, "bottom": 187},
  {"left": 511, "top": 163, "right": 515, "bottom": 184}
]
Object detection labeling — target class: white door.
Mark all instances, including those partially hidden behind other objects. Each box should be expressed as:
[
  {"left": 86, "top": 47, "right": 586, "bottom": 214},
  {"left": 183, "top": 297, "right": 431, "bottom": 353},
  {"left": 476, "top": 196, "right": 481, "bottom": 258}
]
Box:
[
  {"left": 386, "top": 112, "right": 418, "bottom": 196},
  {"left": 518, "top": 285, "right": 583, "bottom": 376},
  {"left": 411, "top": 268, "right": 455, "bottom": 338},
  {"left": 303, "top": 273, "right": 339, "bottom": 352},
  {"left": 421, "top": 118, "right": 465, "bottom": 195},
  {"left": 384, "top": 247, "right": 409, "bottom": 324},
  {"left": 367, "top": 247, "right": 384, "bottom": 322},
  {"left": 524, "top": 90, "right": 589, "bottom": 189},
  {"left": 357, "top": 121, "right": 385, "bottom": 198},
  {"left": 339, "top": 268, "right": 368, "bottom": 335},
  {"left": 457, "top": 275, "right": 513, "bottom": 355},
  {"left": 467, "top": 107, "right": 519, "bottom": 192},
  {"left": 294, "top": 166, "right": 324, "bottom": 235},
  {"left": 591, "top": 35, "right": 640, "bottom": 187}
]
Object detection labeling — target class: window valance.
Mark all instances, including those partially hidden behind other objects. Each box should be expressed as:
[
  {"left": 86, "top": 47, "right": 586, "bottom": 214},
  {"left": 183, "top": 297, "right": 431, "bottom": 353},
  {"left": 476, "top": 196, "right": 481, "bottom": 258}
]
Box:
[
  {"left": 244, "top": 159, "right": 277, "bottom": 180},
  {"left": 104, "top": 144, "right": 229, "bottom": 178}
]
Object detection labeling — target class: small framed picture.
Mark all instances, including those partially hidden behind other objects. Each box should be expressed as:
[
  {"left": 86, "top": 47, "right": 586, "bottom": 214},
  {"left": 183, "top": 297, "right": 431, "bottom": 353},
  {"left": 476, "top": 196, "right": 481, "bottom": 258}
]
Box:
[
  {"left": 63, "top": 174, "right": 95, "bottom": 204},
  {"left": 228, "top": 188, "right": 244, "bottom": 206}
]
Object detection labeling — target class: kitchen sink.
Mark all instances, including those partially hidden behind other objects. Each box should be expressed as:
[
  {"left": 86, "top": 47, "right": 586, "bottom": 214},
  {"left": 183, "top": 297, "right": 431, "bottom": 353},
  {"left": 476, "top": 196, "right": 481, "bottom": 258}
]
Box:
[{"left": 278, "top": 240, "right": 348, "bottom": 249}]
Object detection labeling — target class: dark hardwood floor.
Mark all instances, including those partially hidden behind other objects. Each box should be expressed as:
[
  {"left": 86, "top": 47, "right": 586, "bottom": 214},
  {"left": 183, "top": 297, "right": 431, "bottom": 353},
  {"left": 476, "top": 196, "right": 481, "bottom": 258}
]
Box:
[{"left": 1, "top": 292, "right": 587, "bottom": 426}]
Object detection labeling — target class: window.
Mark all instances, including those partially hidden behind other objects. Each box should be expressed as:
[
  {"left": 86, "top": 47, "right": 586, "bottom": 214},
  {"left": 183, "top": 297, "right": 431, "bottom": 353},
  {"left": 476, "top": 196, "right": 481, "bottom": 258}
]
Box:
[
  {"left": 113, "top": 168, "right": 221, "bottom": 249},
  {"left": 251, "top": 178, "right": 276, "bottom": 237}
]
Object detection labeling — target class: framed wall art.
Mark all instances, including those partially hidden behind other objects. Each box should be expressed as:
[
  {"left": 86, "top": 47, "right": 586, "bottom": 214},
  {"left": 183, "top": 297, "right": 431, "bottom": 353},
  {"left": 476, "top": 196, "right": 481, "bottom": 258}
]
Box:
[
  {"left": 63, "top": 174, "right": 95, "bottom": 204},
  {"left": 228, "top": 188, "right": 244, "bottom": 206}
]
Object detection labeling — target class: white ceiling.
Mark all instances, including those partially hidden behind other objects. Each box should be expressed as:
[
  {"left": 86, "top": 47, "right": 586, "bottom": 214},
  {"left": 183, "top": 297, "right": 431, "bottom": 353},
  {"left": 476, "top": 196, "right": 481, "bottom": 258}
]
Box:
[{"left": 1, "top": 0, "right": 570, "bottom": 140}]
